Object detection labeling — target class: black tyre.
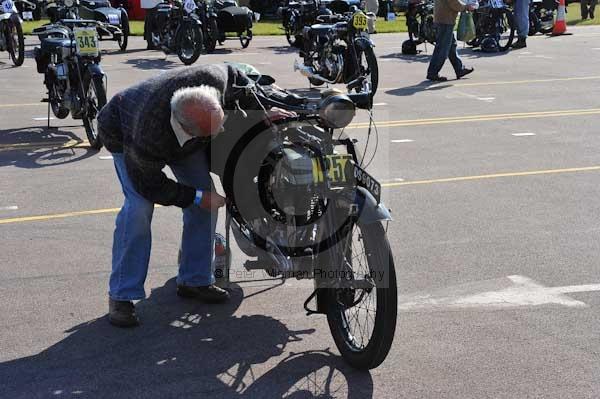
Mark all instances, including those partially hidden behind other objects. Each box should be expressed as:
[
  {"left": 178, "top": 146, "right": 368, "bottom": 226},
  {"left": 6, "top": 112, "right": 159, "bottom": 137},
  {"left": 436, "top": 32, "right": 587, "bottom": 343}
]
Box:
[
  {"left": 49, "top": 81, "right": 70, "bottom": 119},
  {"left": 8, "top": 21, "right": 25, "bottom": 66},
  {"left": 355, "top": 43, "right": 379, "bottom": 99},
  {"left": 118, "top": 11, "right": 129, "bottom": 51},
  {"left": 240, "top": 28, "right": 252, "bottom": 48},
  {"left": 497, "top": 8, "right": 515, "bottom": 51},
  {"left": 284, "top": 20, "right": 301, "bottom": 47},
  {"left": 326, "top": 220, "right": 397, "bottom": 370},
  {"left": 177, "top": 22, "right": 203, "bottom": 65},
  {"left": 205, "top": 17, "right": 218, "bottom": 53},
  {"left": 82, "top": 74, "right": 107, "bottom": 150}
]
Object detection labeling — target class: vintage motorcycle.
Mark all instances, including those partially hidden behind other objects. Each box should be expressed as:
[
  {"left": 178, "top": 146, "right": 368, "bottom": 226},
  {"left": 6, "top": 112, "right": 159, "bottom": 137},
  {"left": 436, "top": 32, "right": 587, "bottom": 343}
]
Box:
[
  {"left": 401, "top": 0, "right": 435, "bottom": 55},
  {"left": 280, "top": 0, "right": 319, "bottom": 47},
  {"left": 211, "top": 63, "right": 397, "bottom": 370},
  {"left": 146, "top": 0, "right": 204, "bottom": 64},
  {"left": 468, "top": 0, "right": 515, "bottom": 52},
  {"left": 210, "top": 0, "right": 254, "bottom": 48},
  {"left": 295, "top": 8, "right": 378, "bottom": 98},
  {"left": 528, "top": 0, "right": 556, "bottom": 35},
  {"left": 78, "top": 0, "right": 130, "bottom": 51},
  {"left": 47, "top": 0, "right": 80, "bottom": 21},
  {"left": 192, "top": 0, "right": 219, "bottom": 52},
  {"left": 0, "top": 0, "right": 25, "bottom": 66},
  {"left": 32, "top": 19, "right": 106, "bottom": 149}
]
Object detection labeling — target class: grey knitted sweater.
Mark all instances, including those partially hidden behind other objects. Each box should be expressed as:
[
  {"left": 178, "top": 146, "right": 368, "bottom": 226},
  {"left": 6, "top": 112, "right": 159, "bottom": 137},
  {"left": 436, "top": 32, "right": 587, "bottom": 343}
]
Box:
[{"left": 97, "top": 63, "right": 249, "bottom": 208}]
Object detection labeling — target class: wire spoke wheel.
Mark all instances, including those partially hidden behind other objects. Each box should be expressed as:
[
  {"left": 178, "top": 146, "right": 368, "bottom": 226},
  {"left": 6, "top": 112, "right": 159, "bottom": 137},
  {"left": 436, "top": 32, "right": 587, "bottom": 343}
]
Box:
[
  {"left": 327, "top": 219, "right": 397, "bottom": 370},
  {"left": 83, "top": 75, "right": 106, "bottom": 150},
  {"left": 177, "top": 23, "right": 202, "bottom": 65},
  {"left": 355, "top": 44, "right": 378, "bottom": 98},
  {"left": 496, "top": 8, "right": 515, "bottom": 51}
]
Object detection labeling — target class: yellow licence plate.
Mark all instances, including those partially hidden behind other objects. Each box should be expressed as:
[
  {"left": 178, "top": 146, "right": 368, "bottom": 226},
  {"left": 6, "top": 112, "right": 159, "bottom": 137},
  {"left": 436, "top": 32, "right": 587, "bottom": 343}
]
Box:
[
  {"left": 74, "top": 28, "right": 99, "bottom": 56},
  {"left": 352, "top": 11, "right": 368, "bottom": 31},
  {"left": 312, "top": 154, "right": 353, "bottom": 184}
]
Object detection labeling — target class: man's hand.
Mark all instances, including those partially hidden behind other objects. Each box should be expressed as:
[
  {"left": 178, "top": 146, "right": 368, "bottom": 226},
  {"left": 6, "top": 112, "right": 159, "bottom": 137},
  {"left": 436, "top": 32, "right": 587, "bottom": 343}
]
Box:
[
  {"left": 265, "top": 107, "right": 297, "bottom": 123},
  {"left": 199, "top": 191, "right": 226, "bottom": 211}
]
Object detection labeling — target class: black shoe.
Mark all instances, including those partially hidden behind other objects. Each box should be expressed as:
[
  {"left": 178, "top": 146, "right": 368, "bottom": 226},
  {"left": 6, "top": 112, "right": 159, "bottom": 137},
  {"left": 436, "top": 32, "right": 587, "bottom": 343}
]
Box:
[
  {"left": 512, "top": 38, "right": 527, "bottom": 49},
  {"left": 108, "top": 298, "right": 140, "bottom": 328},
  {"left": 177, "top": 284, "right": 230, "bottom": 303},
  {"left": 426, "top": 75, "right": 448, "bottom": 82},
  {"left": 590, "top": 12, "right": 595, "bottom": 19},
  {"left": 456, "top": 67, "right": 474, "bottom": 79}
]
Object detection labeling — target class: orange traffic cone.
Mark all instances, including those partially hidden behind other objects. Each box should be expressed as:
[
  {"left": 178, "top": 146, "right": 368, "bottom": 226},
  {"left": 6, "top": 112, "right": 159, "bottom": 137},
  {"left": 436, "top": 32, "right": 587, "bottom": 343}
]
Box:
[{"left": 552, "top": 0, "right": 568, "bottom": 35}]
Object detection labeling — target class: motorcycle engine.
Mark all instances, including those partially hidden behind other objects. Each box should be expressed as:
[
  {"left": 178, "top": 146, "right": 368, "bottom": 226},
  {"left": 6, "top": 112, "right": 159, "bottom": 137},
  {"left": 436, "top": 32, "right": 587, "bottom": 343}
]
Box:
[{"left": 318, "top": 37, "right": 345, "bottom": 82}]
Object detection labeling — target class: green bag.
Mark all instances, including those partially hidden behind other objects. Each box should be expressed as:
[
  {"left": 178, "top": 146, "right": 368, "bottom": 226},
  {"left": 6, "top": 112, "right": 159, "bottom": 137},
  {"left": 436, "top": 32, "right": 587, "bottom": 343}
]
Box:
[{"left": 457, "top": 12, "right": 476, "bottom": 43}]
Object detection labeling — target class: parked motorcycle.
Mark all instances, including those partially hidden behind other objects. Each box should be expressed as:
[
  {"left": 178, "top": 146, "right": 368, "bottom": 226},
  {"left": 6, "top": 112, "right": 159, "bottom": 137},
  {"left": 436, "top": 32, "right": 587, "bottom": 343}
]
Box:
[
  {"left": 468, "top": 0, "right": 515, "bottom": 52},
  {"left": 146, "top": 0, "right": 204, "bottom": 65},
  {"left": 280, "top": 0, "right": 319, "bottom": 47},
  {"left": 32, "top": 19, "right": 106, "bottom": 149},
  {"left": 211, "top": 63, "right": 397, "bottom": 370},
  {"left": 46, "top": 0, "right": 80, "bottom": 21},
  {"left": 78, "top": 0, "right": 130, "bottom": 51},
  {"left": 192, "top": 0, "right": 219, "bottom": 52},
  {"left": 528, "top": 0, "right": 556, "bottom": 35},
  {"left": 401, "top": 0, "right": 435, "bottom": 55},
  {"left": 0, "top": 0, "right": 25, "bottom": 66},
  {"left": 295, "top": 9, "right": 378, "bottom": 98},
  {"left": 210, "top": 0, "right": 254, "bottom": 48}
]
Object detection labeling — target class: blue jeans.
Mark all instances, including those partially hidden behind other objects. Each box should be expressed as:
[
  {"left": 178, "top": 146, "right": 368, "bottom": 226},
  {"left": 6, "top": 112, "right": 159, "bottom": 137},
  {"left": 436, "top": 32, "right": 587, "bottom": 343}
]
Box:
[
  {"left": 514, "top": 0, "right": 531, "bottom": 39},
  {"left": 109, "top": 151, "right": 217, "bottom": 301},
  {"left": 427, "top": 23, "right": 464, "bottom": 78}
]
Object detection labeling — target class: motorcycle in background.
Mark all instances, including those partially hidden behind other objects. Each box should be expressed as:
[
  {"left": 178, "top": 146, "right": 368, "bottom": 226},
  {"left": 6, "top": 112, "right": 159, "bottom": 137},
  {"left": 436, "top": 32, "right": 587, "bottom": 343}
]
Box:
[
  {"left": 401, "top": 0, "right": 435, "bottom": 54},
  {"left": 280, "top": 0, "right": 319, "bottom": 47},
  {"left": 47, "top": 0, "right": 81, "bottom": 21},
  {"left": 146, "top": 0, "right": 204, "bottom": 64},
  {"left": 468, "top": 0, "right": 515, "bottom": 52},
  {"left": 528, "top": 0, "right": 556, "bottom": 35},
  {"left": 193, "top": 0, "right": 219, "bottom": 52},
  {"left": 32, "top": 19, "right": 107, "bottom": 149},
  {"left": 295, "top": 8, "right": 379, "bottom": 98},
  {"left": 78, "top": 0, "right": 130, "bottom": 51},
  {"left": 0, "top": 0, "right": 25, "bottom": 66}
]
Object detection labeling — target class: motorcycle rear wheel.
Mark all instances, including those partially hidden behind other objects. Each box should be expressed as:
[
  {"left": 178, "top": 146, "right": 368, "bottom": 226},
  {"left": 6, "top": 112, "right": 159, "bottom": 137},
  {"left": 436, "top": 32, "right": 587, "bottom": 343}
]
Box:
[
  {"left": 82, "top": 74, "right": 107, "bottom": 150},
  {"left": 240, "top": 28, "right": 252, "bottom": 48},
  {"left": 8, "top": 21, "right": 25, "bottom": 66},
  {"left": 497, "top": 9, "right": 515, "bottom": 51},
  {"left": 177, "top": 23, "right": 203, "bottom": 65},
  {"left": 326, "top": 220, "right": 397, "bottom": 370}
]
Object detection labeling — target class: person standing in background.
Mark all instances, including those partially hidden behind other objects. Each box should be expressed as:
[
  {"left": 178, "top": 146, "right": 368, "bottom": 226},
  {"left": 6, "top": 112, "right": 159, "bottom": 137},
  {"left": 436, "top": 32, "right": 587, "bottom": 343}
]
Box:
[
  {"left": 142, "top": 0, "right": 163, "bottom": 50},
  {"left": 512, "top": 0, "right": 531, "bottom": 48},
  {"left": 365, "top": 0, "right": 379, "bottom": 33},
  {"left": 426, "top": 0, "right": 476, "bottom": 81},
  {"left": 581, "top": 0, "right": 597, "bottom": 19}
]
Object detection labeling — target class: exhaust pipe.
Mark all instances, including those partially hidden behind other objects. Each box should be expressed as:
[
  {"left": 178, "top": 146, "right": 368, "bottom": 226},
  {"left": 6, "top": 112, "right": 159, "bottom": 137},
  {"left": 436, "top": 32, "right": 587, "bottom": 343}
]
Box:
[{"left": 293, "top": 59, "right": 337, "bottom": 84}]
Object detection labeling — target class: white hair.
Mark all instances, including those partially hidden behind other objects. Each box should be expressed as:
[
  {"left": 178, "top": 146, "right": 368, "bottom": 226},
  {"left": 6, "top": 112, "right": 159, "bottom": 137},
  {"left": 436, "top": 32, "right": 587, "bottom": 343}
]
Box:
[{"left": 170, "top": 85, "right": 223, "bottom": 134}]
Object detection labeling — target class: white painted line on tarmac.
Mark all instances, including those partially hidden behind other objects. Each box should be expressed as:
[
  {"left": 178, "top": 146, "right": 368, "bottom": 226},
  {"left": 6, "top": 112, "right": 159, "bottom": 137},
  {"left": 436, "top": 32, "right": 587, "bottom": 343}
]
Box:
[
  {"left": 478, "top": 97, "right": 495, "bottom": 102},
  {"left": 512, "top": 132, "right": 536, "bottom": 136},
  {"left": 399, "top": 274, "right": 600, "bottom": 311},
  {"left": 99, "top": 155, "right": 114, "bottom": 160},
  {"left": 391, "top": 139, "right": 414, "bottom": 143},
  {"left": 32, "top": 117, "right": 55, "bottom": 121},
  {"left": 0, "top": 206, "right": 18, "bottom": 211},
  {"left": 373, "top": 102, "right": 387, "bottom": 106}
]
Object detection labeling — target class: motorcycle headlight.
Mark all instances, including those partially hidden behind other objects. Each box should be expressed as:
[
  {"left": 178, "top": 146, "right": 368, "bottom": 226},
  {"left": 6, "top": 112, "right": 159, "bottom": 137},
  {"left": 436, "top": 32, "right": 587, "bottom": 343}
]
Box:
[
  {"left": 64, "top": 0, "right": 74, "bottom": 7},
  {"left": 319, "top": 94, "right": 356, "bottom": 129}
]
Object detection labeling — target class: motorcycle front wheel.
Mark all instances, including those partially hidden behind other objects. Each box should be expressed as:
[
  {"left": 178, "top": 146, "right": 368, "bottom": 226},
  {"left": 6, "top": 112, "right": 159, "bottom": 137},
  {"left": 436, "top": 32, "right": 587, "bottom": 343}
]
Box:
[
  {"left": 240, "top": 28, "right": 252, "bottom": 48},
  {"left": 82, "top": 74, "right": 107, "bottom": 150},
  {"left": 354, "top": 43, "right": 379, "bottom": 99},
  {"left": 205, "top": 17, "right": 218, "bottom": 53},
  {"left": 8, "top": 20, "right": 25, "bottom": 66},
  {"left": 49, "top": 81, "right": 70, "bottom": 119},
  {"left": 326, "top": 220, "right": 397, "bottom": 370},
  {"left": 177, "top": 23, "right": 203, "bottom": 65}
]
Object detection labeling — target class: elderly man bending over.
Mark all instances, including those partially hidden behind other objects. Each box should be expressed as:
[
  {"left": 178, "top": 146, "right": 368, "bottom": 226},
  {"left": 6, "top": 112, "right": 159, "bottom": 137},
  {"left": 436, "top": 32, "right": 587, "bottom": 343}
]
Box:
[{"left": 98, "top": 64, "right": 254, "bottom": 327}]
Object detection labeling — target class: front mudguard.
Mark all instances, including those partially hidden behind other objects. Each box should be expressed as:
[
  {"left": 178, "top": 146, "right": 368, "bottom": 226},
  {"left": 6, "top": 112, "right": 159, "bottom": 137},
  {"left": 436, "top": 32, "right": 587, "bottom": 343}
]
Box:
[
  {"left": 86, "top": 62, "right": 105, "bottom": 81},
  {"left": 355, "top": 186, "right": 392, "bottom": 225}
]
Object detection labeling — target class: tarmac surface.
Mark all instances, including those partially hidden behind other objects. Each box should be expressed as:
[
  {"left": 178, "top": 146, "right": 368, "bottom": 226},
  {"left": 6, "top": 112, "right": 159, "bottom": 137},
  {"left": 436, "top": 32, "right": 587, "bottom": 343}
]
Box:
[{"left": 1, "top": 26, "right": 599, "bottom": 398}]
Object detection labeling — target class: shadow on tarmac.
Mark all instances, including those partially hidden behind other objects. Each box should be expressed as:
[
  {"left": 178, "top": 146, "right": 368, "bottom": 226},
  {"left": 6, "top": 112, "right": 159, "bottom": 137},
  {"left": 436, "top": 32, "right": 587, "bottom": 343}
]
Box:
[
  {"left": 0, "top": 278, "right": 374, "bottom": 398},
  {"left": 0, "top": 126, "right": 97, "bottom": 168},
  {"left": 385, "top": 80, "right": 451, "bottom": 96}
]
